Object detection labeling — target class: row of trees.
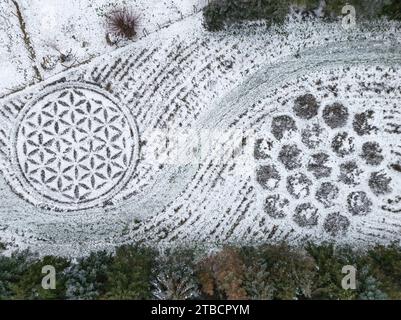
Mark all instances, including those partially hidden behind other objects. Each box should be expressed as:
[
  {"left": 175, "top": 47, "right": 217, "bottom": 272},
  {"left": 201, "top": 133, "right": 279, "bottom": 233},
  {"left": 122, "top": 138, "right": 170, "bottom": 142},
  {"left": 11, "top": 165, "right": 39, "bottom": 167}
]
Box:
[
  {"left": 203, "top": 0, "right": 401, "bottom": 31},
  {"left": 1, "top": 242, "right": 401, "bottom": 300}
]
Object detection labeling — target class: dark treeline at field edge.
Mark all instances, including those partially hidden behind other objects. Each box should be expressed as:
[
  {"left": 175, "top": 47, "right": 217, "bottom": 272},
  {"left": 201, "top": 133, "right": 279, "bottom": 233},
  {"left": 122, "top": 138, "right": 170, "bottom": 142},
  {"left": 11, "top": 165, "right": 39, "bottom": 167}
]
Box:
[
  {"left": 0, "top": 242, "right": 401, "bottom": 300},
  {"left": 203, "top": 0, "right": 401, "bottom": 31}
]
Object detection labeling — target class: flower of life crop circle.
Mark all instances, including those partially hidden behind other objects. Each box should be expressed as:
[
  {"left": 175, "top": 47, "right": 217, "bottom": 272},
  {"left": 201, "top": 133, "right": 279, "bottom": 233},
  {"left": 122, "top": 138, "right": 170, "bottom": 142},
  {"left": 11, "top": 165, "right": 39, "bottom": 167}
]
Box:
[{"left": 11, "top": 83, "right": 139, "bottom": 211}]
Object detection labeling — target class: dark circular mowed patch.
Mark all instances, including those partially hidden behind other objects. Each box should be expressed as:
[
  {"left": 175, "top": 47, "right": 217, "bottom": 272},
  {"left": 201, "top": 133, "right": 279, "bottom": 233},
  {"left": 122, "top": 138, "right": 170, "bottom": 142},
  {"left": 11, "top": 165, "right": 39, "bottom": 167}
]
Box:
[
  {"left": 286, "top": 173, "right": 312, "bottom": 199},
  {"left": 324, "top": 212, "right": 350, "bottom": 236},
  {"left": 293, "top": 94, "right": 320, "bottom": 120},
  {"left": 293, "top": 203, "right": 319, "bottom": 228},
  {"left": 353, "top": 110, "right": 378, "bottom": 136},
  {"left": 301, "top": 123, "right": 325, "bottom": 149},
  {"left": 369, "top": 171, "right": 392, "bottom": 196},
  {"left": 264, "top": 194, "right": 289, "bottom": 219},
  {"left": 360, "top": 142, "right": 384, "bottom": 166},
  {"left": 307, "top": 152, "right": 332, "bottom": 179},
  {"left": 338, "top": 161, "right": 363, "bottom": 186},
  {"left": 278, "top": 145, "right": 303, "bottom": 171},
  {"left": 256, "top": 165, "right": 281, "bottom": 190},
  {"left": 347, "top": 191, "right": 372, "bottom": 216},
  {"left": 271, "top": 115, "right": 297, "bottom": 140},
  {"left": 331, "top": 132, "right": 355, "bottom": 157},
  {"left": 315, "top": 182, "right": 339, "bottom": 208},
  {"left": 322, "top": 102, "right": 349, "bottom": 129},
  {"left": 254, "top": 138, "right": 274, "bottom": 160}
]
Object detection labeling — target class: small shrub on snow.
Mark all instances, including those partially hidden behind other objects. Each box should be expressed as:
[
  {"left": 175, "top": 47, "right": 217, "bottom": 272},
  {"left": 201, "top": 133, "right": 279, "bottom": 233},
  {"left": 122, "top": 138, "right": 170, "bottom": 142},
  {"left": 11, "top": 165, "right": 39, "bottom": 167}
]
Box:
[{"left": 106, "top": 7, "right": 139, "bottom": 40}]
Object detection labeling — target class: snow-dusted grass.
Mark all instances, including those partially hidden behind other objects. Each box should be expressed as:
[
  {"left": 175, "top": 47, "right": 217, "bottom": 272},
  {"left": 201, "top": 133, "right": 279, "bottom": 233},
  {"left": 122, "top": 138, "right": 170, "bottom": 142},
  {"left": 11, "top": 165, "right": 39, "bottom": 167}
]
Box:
[
  {"left": 0, "top": 0, "right": 207, "bottom": 97},
  {"left": 0, "top": 7, "right": 400, "bottom": 256},
  {"left": 0, "top": 0, "right": 37, "bottom": 97}
]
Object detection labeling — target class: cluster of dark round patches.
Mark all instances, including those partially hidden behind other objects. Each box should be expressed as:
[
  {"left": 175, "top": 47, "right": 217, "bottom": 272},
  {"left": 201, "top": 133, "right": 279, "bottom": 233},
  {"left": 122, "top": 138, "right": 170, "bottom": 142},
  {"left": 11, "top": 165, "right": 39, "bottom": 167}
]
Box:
[
  {"left": 264, "top": 194, "right": 289, "bottom": 219},
  {"left": 278, "top": 144, "right": 302, "bottom": 171},
  {"left": 315, "top": 182, "right": 339, "bottom": 208},
  {"left": 293, "top": 203, "right": 319, "bottom": 228},
  {"left": 353, "top": 110, "right": 378, "bottom": 136},
  {"left": 255, "top": 93, "right": 392, "bottom": 236},
  {"left": 322, "top": 103, "right": 349, "bottom": 129},
  {"left": 307, "top": 153, "right": 332, "bottom": 179},
  {"left": 256, "top": 165, "right": 281, "bottom": 190},
  {"left": 271, "top": 115, "right": 297, "bottom": 140},
  {"left": 323, "top": 212, "right": 350, "bottom": 236},
  {"left": 347, "top": 191, "right": 373, "bottom": 216},
  {"left": 360, "top": 142, "right": 384, "bottom": 166},
  {"left": 368, "top": 171, "right": 392, "bottom": 196},
  {"left": 331, "top": 132, "right": 355, "bottom": 157},
  {"left": 338, "top": 161, "right": 363, "bottom": 186},
  {"left": 286, "top": 173, "right": 312, "bottom": 199}
]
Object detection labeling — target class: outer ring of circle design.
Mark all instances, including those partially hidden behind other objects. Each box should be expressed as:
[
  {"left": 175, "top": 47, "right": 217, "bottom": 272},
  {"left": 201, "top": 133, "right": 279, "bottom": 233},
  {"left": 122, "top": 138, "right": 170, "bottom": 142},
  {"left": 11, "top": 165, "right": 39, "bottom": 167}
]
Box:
[{"left": 10, "top": 82, "right": 140, "bottom": 212}]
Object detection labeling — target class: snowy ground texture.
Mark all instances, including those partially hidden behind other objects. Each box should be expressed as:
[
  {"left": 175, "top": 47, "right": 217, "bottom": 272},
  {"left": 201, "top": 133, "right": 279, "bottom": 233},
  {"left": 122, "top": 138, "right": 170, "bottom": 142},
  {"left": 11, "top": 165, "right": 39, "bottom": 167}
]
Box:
[
  {"left": 0, "top": 0, "right": 207, "bottom": 97},
  {"left": 0, "top": 4, "right": 401, "bottom": 256}
]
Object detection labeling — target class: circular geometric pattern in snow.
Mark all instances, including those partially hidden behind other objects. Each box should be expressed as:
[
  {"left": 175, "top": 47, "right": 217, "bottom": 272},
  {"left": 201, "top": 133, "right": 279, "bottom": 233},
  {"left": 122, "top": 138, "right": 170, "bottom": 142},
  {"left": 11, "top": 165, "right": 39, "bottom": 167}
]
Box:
[
  {"left": 254, "top": 90, "right": 400, "bottom": 237},
  {"left": 12, "top": 83, "right": 139, "bottom": 211}
]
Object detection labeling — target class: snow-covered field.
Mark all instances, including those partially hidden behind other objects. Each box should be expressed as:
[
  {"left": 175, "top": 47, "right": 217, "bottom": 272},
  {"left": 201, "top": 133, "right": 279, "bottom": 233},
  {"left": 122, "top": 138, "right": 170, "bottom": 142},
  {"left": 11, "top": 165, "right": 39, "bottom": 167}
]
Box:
[
  {"left": 0, "top": 1, "right": 401, "bottom": 256},
  {"left": 0, "top": 0, "right": 207, "bottom": 97},
  {"left": 0, "top": 0, "right": 37, "bottom": 96}
]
